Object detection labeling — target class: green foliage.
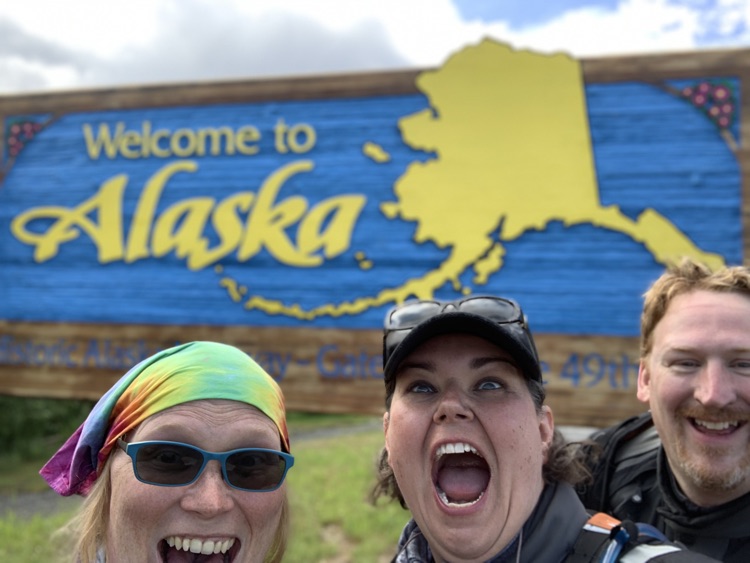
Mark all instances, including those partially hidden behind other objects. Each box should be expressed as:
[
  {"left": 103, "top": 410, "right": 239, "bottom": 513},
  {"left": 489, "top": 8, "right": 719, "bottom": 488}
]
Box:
[
  {"left": 0, "top": 396, "right": 94, "bottom": 495},
  {"left": 0, "top": 457, "right": 53, "bottom": 493},
  {"left": 0, "top": 396, "right": 94, "bottom": 460}
]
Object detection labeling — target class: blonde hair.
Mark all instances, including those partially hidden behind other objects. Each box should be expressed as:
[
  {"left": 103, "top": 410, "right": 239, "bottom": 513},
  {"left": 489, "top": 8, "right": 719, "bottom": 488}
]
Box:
[
  {"left": 56, "top": 460, "right": 112, "bottom": 562},
  {"left": 641, "top": 258, "right": 750, "bottom": 357}
]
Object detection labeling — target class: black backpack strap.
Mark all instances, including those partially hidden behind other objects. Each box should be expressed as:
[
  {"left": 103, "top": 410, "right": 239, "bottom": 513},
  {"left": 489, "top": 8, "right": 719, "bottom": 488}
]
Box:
[
  {"left": 567, "top": 512, "right": 623, "bottom": 563},
  {"left": 609, "top": 522, "right": 721, "bottom": 562},
  {"left": 568, "top": 514, "right": 721, "bottom": 562}
]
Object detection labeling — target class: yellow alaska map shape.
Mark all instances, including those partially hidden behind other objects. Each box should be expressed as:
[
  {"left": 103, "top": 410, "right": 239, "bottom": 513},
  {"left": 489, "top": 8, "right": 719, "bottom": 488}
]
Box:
[
  {"left": 241, "top": 38, "right": 724, "bottom": 319},
  {"left": 381, "top": 38, "right": 724, "bottom": 287}
]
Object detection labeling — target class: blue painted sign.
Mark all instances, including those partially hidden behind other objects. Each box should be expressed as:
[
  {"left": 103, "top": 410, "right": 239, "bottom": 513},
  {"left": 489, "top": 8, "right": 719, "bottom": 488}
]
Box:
[{"left": 0, "top": 41, "right": 743, "bottom": 338}]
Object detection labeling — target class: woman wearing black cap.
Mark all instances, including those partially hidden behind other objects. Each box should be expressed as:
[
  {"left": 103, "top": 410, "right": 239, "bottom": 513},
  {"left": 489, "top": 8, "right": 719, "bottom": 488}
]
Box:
[{"left": 372, "top": 295, "right": 719, "bottom": 563}]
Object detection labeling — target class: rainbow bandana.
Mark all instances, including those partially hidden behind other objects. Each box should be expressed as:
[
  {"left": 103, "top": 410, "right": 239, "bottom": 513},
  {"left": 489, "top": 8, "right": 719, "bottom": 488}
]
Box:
[{"left": 40, "top": 341, "right": 289, "bottom": 496}]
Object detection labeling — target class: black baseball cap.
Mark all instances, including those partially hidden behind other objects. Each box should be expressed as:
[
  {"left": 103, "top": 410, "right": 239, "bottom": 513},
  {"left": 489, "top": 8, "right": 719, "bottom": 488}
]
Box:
[{"left": 382, "top": 296, "right": 542, "bottom": 388}]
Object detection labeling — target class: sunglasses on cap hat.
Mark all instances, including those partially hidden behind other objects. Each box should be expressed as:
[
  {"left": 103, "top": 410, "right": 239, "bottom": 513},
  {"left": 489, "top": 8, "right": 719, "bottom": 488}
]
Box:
[
  {"left": 385, "top": 295, "right": 526, "bottom": 332},
  {"left": 117, "top": 438, "right": 294, "bottom": 492},
  {"left": 383, "top": 295, "right": 541, "bottom": 384}
]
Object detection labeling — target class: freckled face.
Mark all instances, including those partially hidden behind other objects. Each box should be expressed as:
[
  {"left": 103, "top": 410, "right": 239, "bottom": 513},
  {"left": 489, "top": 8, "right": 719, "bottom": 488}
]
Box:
[
  {"left": 638, "top": 290, "right": 750, "bottom": 507},
  {"left": 384, "top": 333, "right": 553, "bottom": 563},
  {"left": 106, "top": 400, "right": 286, "bottom": 563}
]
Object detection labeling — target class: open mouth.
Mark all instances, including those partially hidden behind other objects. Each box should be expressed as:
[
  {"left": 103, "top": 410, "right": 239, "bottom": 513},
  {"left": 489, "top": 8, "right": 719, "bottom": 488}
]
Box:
[
  {"left": 159, "top": 536, "right": 240, "bottom": 562},
  {"left": 433, "top": 442, "right": 490, "bottom": 507}
]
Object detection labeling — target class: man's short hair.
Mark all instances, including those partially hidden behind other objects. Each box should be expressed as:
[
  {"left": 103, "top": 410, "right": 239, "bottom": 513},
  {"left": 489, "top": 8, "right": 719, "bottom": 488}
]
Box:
[{"left": 641, "top": 258, "right": 750, "bottom": 357}]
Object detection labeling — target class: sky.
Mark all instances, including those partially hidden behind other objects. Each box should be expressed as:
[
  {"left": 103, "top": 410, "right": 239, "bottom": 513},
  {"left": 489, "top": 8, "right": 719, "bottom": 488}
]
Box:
[{"left": 0, "top": 0, "right": 748, "bottom": 95}]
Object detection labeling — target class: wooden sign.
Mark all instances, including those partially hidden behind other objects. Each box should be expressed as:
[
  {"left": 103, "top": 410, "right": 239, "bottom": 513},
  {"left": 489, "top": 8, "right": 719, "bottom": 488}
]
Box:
[{"left": 1, "top": 40, "right": 748, "bottom": 427}]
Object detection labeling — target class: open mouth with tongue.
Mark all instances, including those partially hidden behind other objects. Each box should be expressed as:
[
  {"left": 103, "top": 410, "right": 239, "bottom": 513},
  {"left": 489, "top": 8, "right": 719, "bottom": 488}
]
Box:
[
  {"left": 433, "top": 442, "right": 490, "bottom": 507},
  {"left": 159, "top": 536, "right": 240, "bottom": 562}
]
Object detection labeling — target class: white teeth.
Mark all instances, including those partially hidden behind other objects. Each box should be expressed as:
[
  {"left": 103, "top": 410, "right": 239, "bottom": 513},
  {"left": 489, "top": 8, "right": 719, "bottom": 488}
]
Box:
[
  {"left": 165, "top": 536, "right": 235, "bottom": 555},
  {"left": 436, "top": 442, "right": 479, "bottom": 458},
  {"left": 201, "top": 541, "right": 214, "bottom": 555},
  {"left": 696, "top": 420, "right": 738, "bottom": 431},
  {"left": 437, "top": 488, "right": 484, "bottom": 507}
]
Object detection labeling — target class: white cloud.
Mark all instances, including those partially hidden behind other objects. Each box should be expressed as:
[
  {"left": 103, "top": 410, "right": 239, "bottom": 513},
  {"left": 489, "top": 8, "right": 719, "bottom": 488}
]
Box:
[
  {"left": 503, "top": 0, "right": 703, "bottom": 57},
  {"left": 0, "top": 0, "right": 747, "bottom": 94},
  {"left": 85, "top": 7, "right": 408, "bottom": 87},
  {"left": 695, "top": 0, "right": 750, "bottom": 43},
  {"left": 0, "top": 1, "right": 163, "bottom": 57}
]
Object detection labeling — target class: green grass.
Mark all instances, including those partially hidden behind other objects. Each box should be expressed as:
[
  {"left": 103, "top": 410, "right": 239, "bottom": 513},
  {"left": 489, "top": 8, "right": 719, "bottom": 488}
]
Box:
[
  {"left": 0, "top": 511, "right": 75, "bottom": 562},
  {"left": 286, "top": 430, "right": 406, "bottom": 562},
  {"left": 287, "top": 411, "right": 381, "bottom": 435},
  {"left": 0, "top": 412, "right": 408, "bottom": 562}
]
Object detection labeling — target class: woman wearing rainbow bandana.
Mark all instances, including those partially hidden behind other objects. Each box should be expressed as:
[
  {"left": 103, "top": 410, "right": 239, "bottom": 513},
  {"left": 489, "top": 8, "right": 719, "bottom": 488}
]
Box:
[{"left": 40, "top": 341, "right": 294, "bottom": 563}]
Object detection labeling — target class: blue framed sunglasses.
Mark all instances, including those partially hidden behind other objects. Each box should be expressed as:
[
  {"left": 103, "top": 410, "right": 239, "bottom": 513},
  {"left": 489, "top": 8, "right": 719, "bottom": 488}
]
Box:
[{"left": 117, "top": 438, "right": 294, "bottom": 492}]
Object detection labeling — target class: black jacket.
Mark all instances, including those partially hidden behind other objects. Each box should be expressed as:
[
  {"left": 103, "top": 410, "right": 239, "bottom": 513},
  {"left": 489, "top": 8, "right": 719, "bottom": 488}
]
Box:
[
  {"left": 391, "top": 481, "right": 716, "bottom": 562},
  {"left": 578, "top": 412, "right": 750, "bottom": 562}
]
